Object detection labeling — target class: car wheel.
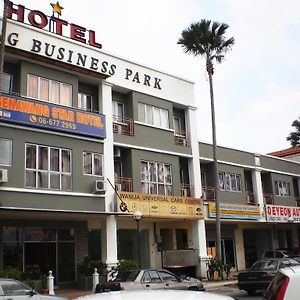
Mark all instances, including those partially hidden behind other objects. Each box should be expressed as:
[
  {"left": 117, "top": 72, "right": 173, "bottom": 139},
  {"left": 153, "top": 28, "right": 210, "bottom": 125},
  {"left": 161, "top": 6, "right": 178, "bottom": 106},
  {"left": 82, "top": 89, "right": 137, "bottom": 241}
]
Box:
[
  {"left": 188, "top": 287, "right": 199, "bottom": 291},
  {"left": 246, "top": 290, "right": 256, "bottom": 296}
]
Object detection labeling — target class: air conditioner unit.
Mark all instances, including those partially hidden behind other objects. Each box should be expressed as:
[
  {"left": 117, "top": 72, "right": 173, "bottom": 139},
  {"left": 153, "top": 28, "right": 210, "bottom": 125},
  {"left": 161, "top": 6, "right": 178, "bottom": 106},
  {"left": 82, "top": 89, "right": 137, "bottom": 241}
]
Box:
[
  {"left": 93, "top": 180, "right": 106, "bottom": 194},
  {"left": 114, "top": 147, "right": 121, "bottom": 157},
  {"left": 0, "top": 169, "right": 8, "bottom": 183}
]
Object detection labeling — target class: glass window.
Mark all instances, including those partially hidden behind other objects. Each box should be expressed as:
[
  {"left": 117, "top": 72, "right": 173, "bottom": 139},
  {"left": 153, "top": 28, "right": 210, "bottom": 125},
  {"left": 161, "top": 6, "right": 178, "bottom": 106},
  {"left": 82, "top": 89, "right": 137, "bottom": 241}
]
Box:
[
  {"left": 173, "top": 117, "right": 181, "bottom": 134},
  {"left": 140, "top": 160, "right": 172, "bottom": 195},
  {"left": 27, "top": 74, "right": 72, "bottom": 106},
  {"left": 1, "top": 73, "right": 13, "bottom": 93},
  {"left": 138, "top": 103, "right": 169, "bottom": 129},
  {"left": 275, "top": 180, "right": 291, "bottom": 196},
  {"left": 78, "top": 93, "right": 93, "bottom": 111},
  {"left": 219, "top": 172, "right": 242, "bottom": 192},
  {"left": 0, "top": 138, "right": 12, "bottom": 166},
  {"left": 83, "top": 152, "right": 103, "bottom": 177},
  {"left": 25, "top": 144, "right": 72, "bottom": 190},
  {"left": 112, "top": 101, "right": 124, "bottom": 122}
]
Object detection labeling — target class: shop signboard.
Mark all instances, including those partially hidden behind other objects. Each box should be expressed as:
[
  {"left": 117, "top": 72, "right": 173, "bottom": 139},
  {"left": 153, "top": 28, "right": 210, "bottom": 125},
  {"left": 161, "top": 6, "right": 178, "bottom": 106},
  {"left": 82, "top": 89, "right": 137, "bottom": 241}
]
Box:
[
  {"left": 208, "top": 202, "right": 261, "bottom": 220},
  {"left": 0, "top": 94, "right": 106, "bottom": 139},
  {"left": 266, "top": 204, "right": 300, "bottom": 223},
  {"left": 117, "top": 191, "right": 204, "bottom": 219}
]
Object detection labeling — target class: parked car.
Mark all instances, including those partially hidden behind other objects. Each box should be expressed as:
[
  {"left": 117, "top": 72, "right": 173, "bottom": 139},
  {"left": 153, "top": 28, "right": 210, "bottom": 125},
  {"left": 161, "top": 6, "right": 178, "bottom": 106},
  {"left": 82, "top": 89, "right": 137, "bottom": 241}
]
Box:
[
  {"left": 0, "top": 278, "right": 67, "bottom": 300},
  {"left": 262, "top": 249, "right": 293, "bottom": 258},
  {"left": 264, "top": 264, "right": 300, "bottom": 300},
  {"left": 86, "top": 290, "right": 233, "bottom": 300},
  {"left": 237, "top": 257, "right": 299, "bottom": 295},
  {"left": 95, "top": 269, "right": 204, "bottom": 292}
]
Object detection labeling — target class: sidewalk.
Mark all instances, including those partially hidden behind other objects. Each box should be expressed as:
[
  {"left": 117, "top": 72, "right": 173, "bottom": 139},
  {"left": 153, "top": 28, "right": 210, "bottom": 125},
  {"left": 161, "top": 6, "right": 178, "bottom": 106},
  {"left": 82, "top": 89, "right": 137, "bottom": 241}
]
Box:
[{"left": 55, "top": 278, "right": 238, "bottom": 299}]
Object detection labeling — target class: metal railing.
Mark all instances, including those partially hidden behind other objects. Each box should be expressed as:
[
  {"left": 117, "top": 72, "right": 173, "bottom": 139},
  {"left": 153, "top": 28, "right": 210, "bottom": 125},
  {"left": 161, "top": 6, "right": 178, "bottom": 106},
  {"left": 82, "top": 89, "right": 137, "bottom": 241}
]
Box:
[
  {"left": 113, "top": 115, "right": 134, "bottom": 136},
  {"left": 180, "top": 183, "right": 194, "bottom": 197},
  {"left": 114, "top": 176, "right": 133, "bottom": 192},
  {"left": 263, "top": 193, "right": 274, "bottom": 205},
  {"left": 201, "top": 186, "right": 215, "bottom": 201},
  {"left": 174, "top": 130, "right": 191, "bottom": 147},
  {"left": 246, "top": 191, "right": 256, "bottom": 205}
]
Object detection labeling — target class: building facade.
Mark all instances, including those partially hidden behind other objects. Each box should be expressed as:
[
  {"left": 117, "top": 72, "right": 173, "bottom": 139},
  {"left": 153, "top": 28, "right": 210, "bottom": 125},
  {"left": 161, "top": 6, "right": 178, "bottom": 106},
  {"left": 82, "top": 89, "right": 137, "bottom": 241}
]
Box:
[{"left": 1, "top": 1, "right": 300, "bottom": 287}]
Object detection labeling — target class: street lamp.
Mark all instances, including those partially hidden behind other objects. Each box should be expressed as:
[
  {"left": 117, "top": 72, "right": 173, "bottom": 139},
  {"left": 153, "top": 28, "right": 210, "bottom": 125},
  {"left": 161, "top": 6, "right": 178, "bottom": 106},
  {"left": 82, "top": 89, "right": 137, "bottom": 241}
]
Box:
[{"left": 133, "top": 210, "right": 142, "bottom": 269}]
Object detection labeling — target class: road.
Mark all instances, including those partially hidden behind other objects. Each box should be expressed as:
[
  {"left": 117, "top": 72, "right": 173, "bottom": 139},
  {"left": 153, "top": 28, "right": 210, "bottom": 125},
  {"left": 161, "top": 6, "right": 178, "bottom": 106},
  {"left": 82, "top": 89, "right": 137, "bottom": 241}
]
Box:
[{"left": 207, "top": 285, "right": 264, "bottom": 300}]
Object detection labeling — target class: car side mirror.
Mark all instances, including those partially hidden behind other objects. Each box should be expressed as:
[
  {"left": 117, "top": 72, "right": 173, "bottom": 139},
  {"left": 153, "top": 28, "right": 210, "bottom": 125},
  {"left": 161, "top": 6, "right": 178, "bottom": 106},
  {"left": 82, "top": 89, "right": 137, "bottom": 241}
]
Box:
[{"left": 28, "top": 289, "right": 36, "bottom": 297}]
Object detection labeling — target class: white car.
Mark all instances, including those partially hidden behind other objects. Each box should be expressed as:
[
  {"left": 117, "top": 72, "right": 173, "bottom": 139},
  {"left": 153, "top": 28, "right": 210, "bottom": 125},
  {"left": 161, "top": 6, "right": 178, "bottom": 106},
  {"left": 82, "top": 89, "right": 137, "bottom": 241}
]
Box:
[
  {"left": 264, "top": 264, "right": 300, "bottom": 300},
  {"left": 76, "top": 290, "right": 234, "bottom": 300}
]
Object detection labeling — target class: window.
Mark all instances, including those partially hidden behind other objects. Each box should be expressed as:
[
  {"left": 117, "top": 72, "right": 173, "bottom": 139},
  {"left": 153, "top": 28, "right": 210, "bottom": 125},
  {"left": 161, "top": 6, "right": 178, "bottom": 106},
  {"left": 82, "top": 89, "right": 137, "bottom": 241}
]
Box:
[
  {"left": 112, "top": 101, "right": 124, "bottom": 122},
  {"left": 1, "top": 73, "right": 13, "bottom": 93},
  {"left": 78, "top": 93, "right": 93, "bottom": 111},
  {"left": 219, "top": 172, "right": 241, "bottom": 192},
  {"left": 27, "top": 74, "right": 72, "bottom": 106},
  {"left": 138, "top": 103, "right": 169, "bottom": 129},
  {"left": 25, "top": 144, "right": 71, "bottom": 190},
  {"left": 275, "top": 180, "right": 291, "bottom": 196},
  {"left": 0, "top": 138, "right": 12, "bottom": 166},
  {"left": 173, "top": 116, "right": 182, "bottom": 135},
  {"left": 141, "top": 160, "right": 172, "bottom": 195},
  {"left": 83, "top": 152, "right": 103, "bottom": 176}
]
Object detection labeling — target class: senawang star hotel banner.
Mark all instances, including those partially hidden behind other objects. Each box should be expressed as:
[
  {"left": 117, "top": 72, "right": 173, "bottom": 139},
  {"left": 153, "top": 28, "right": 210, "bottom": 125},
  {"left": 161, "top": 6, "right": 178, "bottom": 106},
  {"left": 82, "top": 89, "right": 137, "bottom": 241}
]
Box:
[
  {"left": 117, "top": 191, "right": 204, "bottom": 219},
  {"left": 266, "top": 204, "right": 300, "bottom": 223}
]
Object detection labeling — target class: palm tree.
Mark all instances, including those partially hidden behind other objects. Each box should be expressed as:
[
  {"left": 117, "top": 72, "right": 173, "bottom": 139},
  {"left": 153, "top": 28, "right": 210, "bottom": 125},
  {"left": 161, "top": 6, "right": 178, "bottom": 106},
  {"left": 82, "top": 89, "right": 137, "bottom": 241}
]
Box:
[{"left": 178, "top": 19, "right": 234, "bottom": 261}]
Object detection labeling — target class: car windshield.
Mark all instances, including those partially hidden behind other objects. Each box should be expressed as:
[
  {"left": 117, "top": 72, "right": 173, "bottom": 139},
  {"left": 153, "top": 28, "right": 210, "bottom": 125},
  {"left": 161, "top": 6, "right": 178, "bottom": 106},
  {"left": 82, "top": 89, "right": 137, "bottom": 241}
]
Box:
[
  {"left": 250, "top": 260, "right": 278, "bottom": 271},
  {"left": 114, "top": 270, "right": 140, "bottom": 282}
]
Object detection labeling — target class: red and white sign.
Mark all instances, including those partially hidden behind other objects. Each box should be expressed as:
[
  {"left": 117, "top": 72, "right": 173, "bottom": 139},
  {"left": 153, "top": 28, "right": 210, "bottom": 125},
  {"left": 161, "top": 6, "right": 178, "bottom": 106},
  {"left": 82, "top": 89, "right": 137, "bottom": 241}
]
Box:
[{"left": 266, "top": 204, "right": 300, "bottom": 223}]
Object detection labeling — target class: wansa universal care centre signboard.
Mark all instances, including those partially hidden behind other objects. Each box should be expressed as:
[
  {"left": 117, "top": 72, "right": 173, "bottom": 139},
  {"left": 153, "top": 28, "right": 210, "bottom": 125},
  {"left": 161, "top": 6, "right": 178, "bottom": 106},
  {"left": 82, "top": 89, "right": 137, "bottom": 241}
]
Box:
[{"left": 266, "top": 204, "right": 300, "bottom": 223}]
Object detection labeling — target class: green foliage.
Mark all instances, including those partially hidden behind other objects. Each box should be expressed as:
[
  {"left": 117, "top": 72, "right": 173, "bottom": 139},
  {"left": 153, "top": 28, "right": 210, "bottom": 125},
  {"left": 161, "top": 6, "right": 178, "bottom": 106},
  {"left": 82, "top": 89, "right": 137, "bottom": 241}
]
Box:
[
  {"left": 78, "top": 256, "right": 107, "bottom": 276},
  {"left": 207, "top": 258, "right": 232, "bottom": 280},
  {"left": 0, "top": 267, "right": 23, "bottom": 280},
  {"left": 287, "top": 118, "right": 300, "bottom": 147},
  {"left": 117, "top": 259, "right": 138, "bottom": 273},
  {"left": 22, "top": 265, "right": 42, "bottom": 280}
]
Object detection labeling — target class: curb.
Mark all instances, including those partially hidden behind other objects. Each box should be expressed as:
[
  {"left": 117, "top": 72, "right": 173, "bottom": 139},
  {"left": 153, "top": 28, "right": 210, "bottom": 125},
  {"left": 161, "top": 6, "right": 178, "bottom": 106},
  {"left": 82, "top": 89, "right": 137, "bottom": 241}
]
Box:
[{"left": 203, "top": 280, "right": 238, "bottom": 290}]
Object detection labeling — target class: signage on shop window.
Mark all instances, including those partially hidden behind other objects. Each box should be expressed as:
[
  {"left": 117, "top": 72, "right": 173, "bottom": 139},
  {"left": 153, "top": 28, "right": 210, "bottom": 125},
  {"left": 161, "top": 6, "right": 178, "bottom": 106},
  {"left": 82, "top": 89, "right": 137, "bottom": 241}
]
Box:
[
  {"left": 117, "top": 191, "right": 204, "bottom": 219},
  {"left": 266, "top": 204, "right": 300, "bottom": 223},
  {"left": 0, "top": 94, "right": 106, "bottom": 139}
]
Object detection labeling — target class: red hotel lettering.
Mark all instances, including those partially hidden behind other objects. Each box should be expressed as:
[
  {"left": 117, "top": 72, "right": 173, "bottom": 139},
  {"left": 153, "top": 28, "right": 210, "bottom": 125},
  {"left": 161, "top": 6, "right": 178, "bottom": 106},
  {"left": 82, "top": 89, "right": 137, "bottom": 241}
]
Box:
[{"left": 76, "top": 112, "right": 102, "bottom": 127}]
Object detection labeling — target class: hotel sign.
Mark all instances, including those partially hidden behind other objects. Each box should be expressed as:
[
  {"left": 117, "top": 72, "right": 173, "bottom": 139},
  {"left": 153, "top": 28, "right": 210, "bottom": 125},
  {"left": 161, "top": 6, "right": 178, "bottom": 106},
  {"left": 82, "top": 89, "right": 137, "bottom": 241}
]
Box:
[
  {"left": 117, "top": 191, "right": 204, "bottom": 219},
  {"left": 266, "top": 204, "right": 300, "bottom": 223},
  {"left": 208, "top": 202, "right": 261, "bottom": 220},
  {"left": 0, "top": 95, "right": 106, "bottom": 139}
]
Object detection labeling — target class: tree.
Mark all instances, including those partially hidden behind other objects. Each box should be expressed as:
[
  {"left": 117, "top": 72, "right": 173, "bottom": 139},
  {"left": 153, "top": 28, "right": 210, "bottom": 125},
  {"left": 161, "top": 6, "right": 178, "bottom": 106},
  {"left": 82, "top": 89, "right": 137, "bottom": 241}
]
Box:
[
  {"left": 178, "top": 19, "right": 234, "bottom": 261},
  {"left": 287, "top": 118, "right": 300, "bottom": 147}
]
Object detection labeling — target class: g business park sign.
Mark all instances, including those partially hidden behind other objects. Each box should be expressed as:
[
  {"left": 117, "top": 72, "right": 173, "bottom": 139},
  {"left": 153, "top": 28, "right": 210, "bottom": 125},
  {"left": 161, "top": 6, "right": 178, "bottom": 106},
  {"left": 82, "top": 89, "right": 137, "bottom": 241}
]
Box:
[{"left": 6, "top": 1, "right": 162, "bottom": 91}]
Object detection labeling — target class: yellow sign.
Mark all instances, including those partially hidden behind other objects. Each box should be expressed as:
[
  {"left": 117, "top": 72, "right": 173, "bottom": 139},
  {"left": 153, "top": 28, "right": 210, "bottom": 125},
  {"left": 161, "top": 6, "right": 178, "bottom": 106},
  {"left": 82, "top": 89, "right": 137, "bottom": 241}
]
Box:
[
  {"left": 208, "top": 202, "right": 261, "bottom": 220},
  {"left": 117, "top": 192, "right": 204, "bottom": 219}
]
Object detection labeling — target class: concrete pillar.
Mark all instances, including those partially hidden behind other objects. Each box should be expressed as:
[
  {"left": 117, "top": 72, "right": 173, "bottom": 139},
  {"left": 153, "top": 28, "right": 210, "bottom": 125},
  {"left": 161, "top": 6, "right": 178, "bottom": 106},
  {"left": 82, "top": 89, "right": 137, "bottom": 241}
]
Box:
[
  {"left": 291, "top": 225, "right": 299, "bottom": 248},
  {"left": 99, "top": 81, "right": 118, "bottom": 269},
  {"left": 234, "top": 227, "right": 246, "bottom": 271},
  {"left": 251, "top": 168, "right": 265, "bottom": 220}
]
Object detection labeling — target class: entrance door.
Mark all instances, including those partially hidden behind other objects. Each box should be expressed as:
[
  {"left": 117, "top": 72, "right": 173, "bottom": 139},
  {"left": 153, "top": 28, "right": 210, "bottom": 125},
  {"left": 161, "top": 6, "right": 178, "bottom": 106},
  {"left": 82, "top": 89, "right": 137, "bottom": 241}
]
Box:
[{"left": 24, "top": 243, "right": 56, "bottom": 278}]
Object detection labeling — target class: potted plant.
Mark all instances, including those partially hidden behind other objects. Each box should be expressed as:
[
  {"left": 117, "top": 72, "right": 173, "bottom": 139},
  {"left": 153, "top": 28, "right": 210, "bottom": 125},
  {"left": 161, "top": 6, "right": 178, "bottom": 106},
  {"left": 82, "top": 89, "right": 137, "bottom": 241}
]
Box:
[
  {"left": 223, "top": 264, "right": 232, "bottom": 280},
  {"left": 21, "top": 265, "right": 43, "bottom": 292}
]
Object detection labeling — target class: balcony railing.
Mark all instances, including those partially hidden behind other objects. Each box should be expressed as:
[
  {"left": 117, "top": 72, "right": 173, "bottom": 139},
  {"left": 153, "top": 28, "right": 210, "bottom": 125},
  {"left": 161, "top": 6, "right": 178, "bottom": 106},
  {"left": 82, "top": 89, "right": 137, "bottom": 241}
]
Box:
[
  {"left": 115, "top": 176, "right": 133, "bottom": 192},
  {"left": 263, "top": 193, "right": 274, "bottom": 205},
  {"left": 296, "top": 197, "right": 300, "bottom": 207},
  {"left": 246, "top": 191, "right": 256, "bottom": 205},
  {"left": 202, "top": 186, "right": 215, "bottom": 201},
  {"left": 180, "top": 183, "right": 194, "bottom": 197},
  {"left": 113, "top": 116, "right": 134, "bottom": 136},
  {"left": 174, "top": 130, "right": 191, "bottom": 147}
]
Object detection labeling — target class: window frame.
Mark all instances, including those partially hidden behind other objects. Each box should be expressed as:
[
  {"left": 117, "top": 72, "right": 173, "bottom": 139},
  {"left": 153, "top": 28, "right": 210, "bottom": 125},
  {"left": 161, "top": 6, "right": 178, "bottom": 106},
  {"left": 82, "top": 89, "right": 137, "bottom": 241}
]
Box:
[
  {"left": 25, "top": 143, "right": 72, "bottom": 191},
  {"left": 274, "top": 180, "right": 291, "bottom": 197},
  {"left": 141, "top": 160, "right": 173, "bottom": 195},
  {"left": 1, "top": 73, "right": 13, "bottom": 93},
  {"left": 0, "top": 138, "right": 12, "bottom": 166},
  {"left": 27, "top": 74, "right": 72, "bottom": 107},
  {"left": 83, "top": 151, "right": 103, "bottom": 177},
  {"left": 112, "top": 101, "right": 125, "bottom": 123},
  {"left": 219, "top": 171, "right": 242, "bottom": 192},
  {"left": 78, "top": 92, "right": 93, "bottom": 111},
  {"left": 138, "top": 103, "right": 169, "bottom": 129}
]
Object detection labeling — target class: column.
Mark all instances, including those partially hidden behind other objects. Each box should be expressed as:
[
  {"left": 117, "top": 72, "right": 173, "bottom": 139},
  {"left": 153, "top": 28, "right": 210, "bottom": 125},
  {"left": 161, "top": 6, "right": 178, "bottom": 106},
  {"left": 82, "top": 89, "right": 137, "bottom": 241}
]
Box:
[
  {"left": 188, "top": 106, "right": 209, "bottom": 278},
  {"left": 251, "top": 168, "right": 265, "bottom": 220},
  {"left": 99, "top": 81, "right": 118, "bottom": 268},
  {"left": 234, "top": 227, "right": 246, "bottom": 271}
]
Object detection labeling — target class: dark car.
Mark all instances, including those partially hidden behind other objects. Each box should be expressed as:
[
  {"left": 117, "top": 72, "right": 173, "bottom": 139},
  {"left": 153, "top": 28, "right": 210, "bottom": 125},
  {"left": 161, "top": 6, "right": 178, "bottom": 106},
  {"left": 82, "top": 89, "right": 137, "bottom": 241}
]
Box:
[
  {"left": 261, "top": 249, "right": 293, "bottom": 258},
  {"left": 237, "top": 257, "right": 299, "bottom": 295},
  {"left": 95, "top": 269, "right": 204, "bottom": 292}
]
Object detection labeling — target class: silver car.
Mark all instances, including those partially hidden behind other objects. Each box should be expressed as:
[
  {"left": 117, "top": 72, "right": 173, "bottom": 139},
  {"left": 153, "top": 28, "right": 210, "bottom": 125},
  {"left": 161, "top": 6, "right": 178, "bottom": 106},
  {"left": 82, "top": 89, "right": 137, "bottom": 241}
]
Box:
[
  {"left": 0, "top": 278, "right": 67, "bottom": 300},
  {"left": 95, "top": 269, "right": 204, "bottom": 292}
]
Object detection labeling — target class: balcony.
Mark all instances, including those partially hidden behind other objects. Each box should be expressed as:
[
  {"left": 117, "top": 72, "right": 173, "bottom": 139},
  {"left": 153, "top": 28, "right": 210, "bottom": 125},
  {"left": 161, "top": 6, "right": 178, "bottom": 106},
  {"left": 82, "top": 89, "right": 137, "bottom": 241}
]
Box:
[
  {"left": 180, "top": 183, "right": 194, "bottom": 197},
  {"left": 246, "top": 191, "right": 256, "bottom": 205},
  {"left": 202, "top": 186, "right": 215, "bottom": 201},
  {"left": 296, "top": 197, "right": 300, "bottom": 207},
  {"left": 263, "top": 193, "right": 274, "bottom": 205},
  {"left": 174, "top": 130, "right": 191, "bottom": 147},
  {"left": 114, "top": 176, "right": 133, "bottom": 192},
  {"left": 113, "top": 116, "right": 134, "bottom": 136}
]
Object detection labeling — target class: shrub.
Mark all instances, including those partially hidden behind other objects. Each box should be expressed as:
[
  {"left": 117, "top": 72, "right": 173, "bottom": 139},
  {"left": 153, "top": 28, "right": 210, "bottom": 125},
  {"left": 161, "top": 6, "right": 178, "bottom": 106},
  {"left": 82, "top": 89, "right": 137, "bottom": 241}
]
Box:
[{"left": 78, "top": 256, "right": 107, "bottom": 276}]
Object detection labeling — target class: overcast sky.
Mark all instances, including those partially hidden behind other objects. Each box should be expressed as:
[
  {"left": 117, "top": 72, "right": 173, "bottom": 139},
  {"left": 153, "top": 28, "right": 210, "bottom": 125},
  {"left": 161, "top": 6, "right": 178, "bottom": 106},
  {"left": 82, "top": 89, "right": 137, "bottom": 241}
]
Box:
[{"left": 4, "top": 0, "right": 300, "bottom": 154}]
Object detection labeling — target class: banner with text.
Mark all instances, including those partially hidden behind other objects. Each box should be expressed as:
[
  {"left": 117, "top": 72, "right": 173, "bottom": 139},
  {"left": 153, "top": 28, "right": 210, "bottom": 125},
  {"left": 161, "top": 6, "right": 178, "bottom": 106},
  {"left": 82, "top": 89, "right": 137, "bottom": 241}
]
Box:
[
  {"left": 266, "top": 204, "right": 300, "bottom": 223},
  {"left": 117, "top": 191, "right": 204, "bottom": 219},
  {"left": 208, "top": 202, "right": 261, "bottom": 220},
  {"left": 0, "top": 94, "right": 106, "bottom": 138}
]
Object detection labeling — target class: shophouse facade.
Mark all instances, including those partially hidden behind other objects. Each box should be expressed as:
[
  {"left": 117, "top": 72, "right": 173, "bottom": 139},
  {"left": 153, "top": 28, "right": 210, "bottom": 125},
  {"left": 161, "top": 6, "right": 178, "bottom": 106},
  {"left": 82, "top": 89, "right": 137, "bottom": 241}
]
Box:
[{"left": 0, "top": 1, "right": 206, "bottom": 286}]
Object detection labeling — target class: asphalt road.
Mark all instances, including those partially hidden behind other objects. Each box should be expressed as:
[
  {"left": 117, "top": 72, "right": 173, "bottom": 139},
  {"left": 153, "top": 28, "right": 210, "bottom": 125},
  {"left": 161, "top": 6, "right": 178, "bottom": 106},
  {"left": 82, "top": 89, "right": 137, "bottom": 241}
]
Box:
[{"left": 207, "top": 285, "right": 264, "bottom": 300}]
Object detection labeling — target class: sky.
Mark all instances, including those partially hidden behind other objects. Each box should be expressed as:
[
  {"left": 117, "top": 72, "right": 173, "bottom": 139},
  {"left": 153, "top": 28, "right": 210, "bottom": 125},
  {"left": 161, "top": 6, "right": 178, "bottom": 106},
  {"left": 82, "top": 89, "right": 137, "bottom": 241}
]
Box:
[{"left": 3, "top": 0, "right": 300, "bottom": 154}]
